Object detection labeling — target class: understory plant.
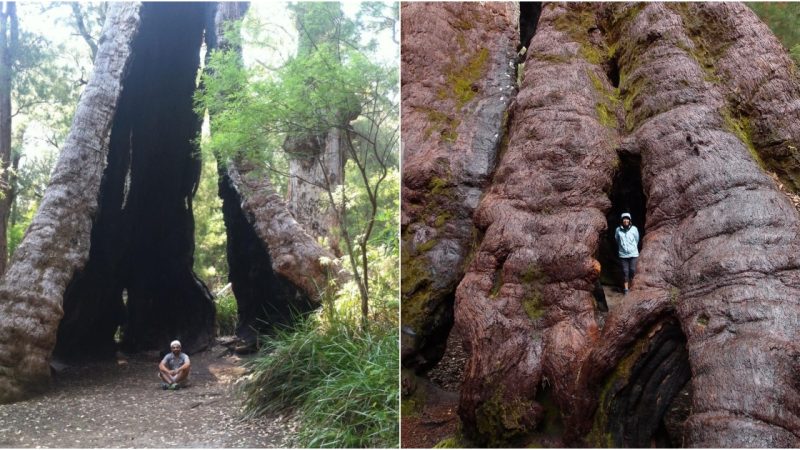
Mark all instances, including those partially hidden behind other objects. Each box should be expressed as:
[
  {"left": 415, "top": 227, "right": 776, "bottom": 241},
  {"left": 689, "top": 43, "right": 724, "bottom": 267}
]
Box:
[
  {"left": 238, "top": 297, "right": 399, "bottom": 448},
  {"left": 215, "top": 292, "right": 238, "bottom": 336}
]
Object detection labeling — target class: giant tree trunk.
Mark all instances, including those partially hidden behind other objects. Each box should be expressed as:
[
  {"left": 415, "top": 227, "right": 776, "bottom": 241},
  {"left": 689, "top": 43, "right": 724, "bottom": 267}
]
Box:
[
  {"left": 55, "top": 2, "right": 215, "bottom": 360},
  {"left": 400, "top": 2, "right": 519, "bottom": 372},
  {"left": 404, "top": 2, "right": 800, "bottom": 447},
  {"left": 206, "top": 3, "right": 347, "bottom": 345},
  {"left": 455, "top": 4, "right": 618, "bottom": 444},
  {"left": 0, "top": 3, "right": 140, "bottom": 402}
]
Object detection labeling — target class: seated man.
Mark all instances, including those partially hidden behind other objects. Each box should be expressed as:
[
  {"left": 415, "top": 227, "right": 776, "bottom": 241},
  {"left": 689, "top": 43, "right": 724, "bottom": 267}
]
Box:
[{"left": 158, "top": 340, "right": 191, "bottom": 390}]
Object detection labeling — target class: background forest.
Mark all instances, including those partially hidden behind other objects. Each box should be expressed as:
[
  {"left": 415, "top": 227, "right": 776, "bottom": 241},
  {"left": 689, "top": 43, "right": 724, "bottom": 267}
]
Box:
[{"left": 1, "top": 1, "right": 397, "bottom": 447}]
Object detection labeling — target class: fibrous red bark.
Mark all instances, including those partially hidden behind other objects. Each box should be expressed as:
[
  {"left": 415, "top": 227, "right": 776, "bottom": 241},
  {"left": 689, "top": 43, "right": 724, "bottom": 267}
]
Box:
[
  {"left": 401, "top": 1, "right": 518, "bottom": 372},
  {"left": 580, "top": 4, "right": 800, "bottom": 446},
  {"left": 405, "top": 2, "right": 800, "bottom": 447},
  {"left": 454, "top": 3, "right": 617, "bottom": 443}
]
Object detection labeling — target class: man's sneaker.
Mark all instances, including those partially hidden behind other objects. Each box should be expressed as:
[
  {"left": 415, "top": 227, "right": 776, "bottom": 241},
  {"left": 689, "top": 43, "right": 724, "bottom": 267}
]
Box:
[
  {"left": 623, "top": 289, "right": 629, "bottom": 295},
  {"left": 161, "top": 382, "right": 169, "bottom": 390},
  {"left": 168, "top": 383, "right": 178, "bottom": 390}
]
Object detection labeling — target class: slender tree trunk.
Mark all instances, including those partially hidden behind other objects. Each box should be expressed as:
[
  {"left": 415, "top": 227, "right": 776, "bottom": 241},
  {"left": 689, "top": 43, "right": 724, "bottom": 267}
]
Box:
[
  {"left": 70, "top": 2, "right": 98, "bottom": 59},
  {"left": 0, "top": 3, "right": 141, "bottom": 403},
  {"left": 0, "top": 2, "right": 16, "bottom": 275}
]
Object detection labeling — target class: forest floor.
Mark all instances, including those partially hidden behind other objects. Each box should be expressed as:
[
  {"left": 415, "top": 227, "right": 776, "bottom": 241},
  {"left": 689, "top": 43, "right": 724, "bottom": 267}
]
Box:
[
  {"left": 401, "top": 329, "right": 464, "bottom": 449},
  {"left": 401, "top": 284, "right": 626, "bottom": 448},
  {"left": 0, "top": 340, "right": 297, "bottom": 448}
]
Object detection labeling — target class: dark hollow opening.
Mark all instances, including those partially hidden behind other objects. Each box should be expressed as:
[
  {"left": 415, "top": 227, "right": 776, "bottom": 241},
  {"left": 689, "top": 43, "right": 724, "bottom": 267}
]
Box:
[
  {"left": 54, "top": 2, "right": 314, "bottom": 362},
  {"left": 598, "top": 152, "right": 647, "bottom": 290},
  {"left": 56, "top": 2, "right": 213, "bottom": 361},
  {"left": 519, "top": 2, "right": 543, "bottom": 51},
  {"left": 604, "top": 319, "right": 692, "bottom": 447},
  {"left": 606, "top": 54, "right": 620, "bottom": 88},
  {"left": 413, "top": 291, "right": 464, "bottom": 385}
]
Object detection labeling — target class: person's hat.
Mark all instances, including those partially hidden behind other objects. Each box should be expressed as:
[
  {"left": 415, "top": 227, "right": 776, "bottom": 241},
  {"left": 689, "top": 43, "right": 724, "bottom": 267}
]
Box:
[
  {"left": 621, "top": 212, "right": 632, "bottom": 220},
  {"left": 170, "top": 340, "right": 181, "bottom": 348}
]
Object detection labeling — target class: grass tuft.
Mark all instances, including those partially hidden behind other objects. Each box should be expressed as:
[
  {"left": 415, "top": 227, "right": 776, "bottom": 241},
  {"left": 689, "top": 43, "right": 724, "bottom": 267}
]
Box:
[
  {"left": 238, "top": 311, "right": 399, "bottom": 448},
  {"left": 215, "top": 293, "right": 238, "bottom": 336}
]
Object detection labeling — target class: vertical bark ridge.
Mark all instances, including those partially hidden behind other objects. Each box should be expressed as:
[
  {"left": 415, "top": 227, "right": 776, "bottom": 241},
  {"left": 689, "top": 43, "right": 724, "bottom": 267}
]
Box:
[
  {"left": 454, "top": 3, "right": 619, "bottom": 444},
  {"left": 401, "top": 1, "right": 519, "bottom": 372}
]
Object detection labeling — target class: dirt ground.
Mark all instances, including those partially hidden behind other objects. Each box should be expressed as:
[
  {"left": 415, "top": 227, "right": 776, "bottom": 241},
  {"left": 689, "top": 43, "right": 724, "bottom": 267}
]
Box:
[
  {"left": 401, "top": 330, "right": 465, "bottom": 448},
  {"left": 0, "top": 342, "right": 297, "bottom": 448}
]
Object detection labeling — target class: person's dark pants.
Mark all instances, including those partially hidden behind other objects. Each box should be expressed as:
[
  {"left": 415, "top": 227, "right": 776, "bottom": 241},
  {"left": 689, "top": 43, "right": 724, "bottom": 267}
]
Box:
[{"left": 621, "top": 257, "right": 638, "bottom": 283}]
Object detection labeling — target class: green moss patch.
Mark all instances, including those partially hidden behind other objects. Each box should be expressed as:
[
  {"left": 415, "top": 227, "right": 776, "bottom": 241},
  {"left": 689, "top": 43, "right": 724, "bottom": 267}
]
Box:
[
  {"left": 520, "top": 266, "right": 549, "bottom": 321},
  {"left": 475, "top": 386, "right": 536, "bottom": 446},
  {"left": 721, "top": 107, "right": 766, "bottom": 170},
  {"left": 434, "top": 212, "right": 452, "bottom": 228},
  {"left": 440, "top": 47, "right": 491, "bottom": 109},
  {"left": 422, "top": 107, "right": 461, "bottom": 144}
]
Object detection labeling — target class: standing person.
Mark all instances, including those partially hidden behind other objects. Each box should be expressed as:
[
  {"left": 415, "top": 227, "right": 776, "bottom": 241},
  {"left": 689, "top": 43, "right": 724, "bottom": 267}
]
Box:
[
  {"left": 615, "top": 212, "right": 640, "bottom": 295},
  {"left": 158, "top": 340, "right": 191, "bottom": 390}
]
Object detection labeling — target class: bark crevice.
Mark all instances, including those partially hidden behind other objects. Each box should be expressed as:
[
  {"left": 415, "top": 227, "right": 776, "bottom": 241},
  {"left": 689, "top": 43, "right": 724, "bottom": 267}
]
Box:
[
  {"left": 401, "top": 2, "right": 519, "bottom": 373},
  {"left": 599, "top": 152, "right": 646, "bottom": 286},
  {"left": 519, "top": 2, "right": 542, "bottom": 52}
]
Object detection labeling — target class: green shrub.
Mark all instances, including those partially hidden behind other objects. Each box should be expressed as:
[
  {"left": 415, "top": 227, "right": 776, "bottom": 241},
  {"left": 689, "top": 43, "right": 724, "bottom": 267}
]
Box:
[
  {"left": 239, "top": 313, "right": 399, "bottom": 448},
  {"left": 215, "top": 293, "right": 238, "bottom": 336}
]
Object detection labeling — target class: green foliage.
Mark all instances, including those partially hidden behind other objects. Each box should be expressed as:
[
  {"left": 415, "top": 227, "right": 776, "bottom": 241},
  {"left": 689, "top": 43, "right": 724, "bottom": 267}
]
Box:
[
  {"left": 239, "top": 309, "right": 398, "bottom": 448},
  {"left": 333, "top": 244, "right": 399, "bottom": 325},
  {"left": 8, "top": 200, "right": 33, "bottom": 256},
  {"left": 440, "top": 47, "right": 489, "bottom": 108},
  {"left": 325, "top": 164, "right": 399, "bottom": 251},
  {"left": 198, "top": 2, "right": 399, "bottom": 331},
  {"left": 355, "top": 2, "right": 399, "bottom": 49},
  {"left": 204, "top": 6, "right": 400, "bottom": 447},
  {"left": 192, "top": 153, "right": 228, "bottom": 292},
  {"left": 748, "top": 3, "right": 800, "bottom": 66},
  {"left": 215, "top": 292, "right": 238, "bottom": 336},
  {"left": 196, "top": 16, "right": 397, "bottom": 177},
  {"left": 7, "top": 4, "right": 101, "bottom": 256}
]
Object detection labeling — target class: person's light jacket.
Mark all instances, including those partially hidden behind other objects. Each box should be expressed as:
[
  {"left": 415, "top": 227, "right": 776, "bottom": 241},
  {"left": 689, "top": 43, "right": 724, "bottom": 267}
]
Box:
[{"left": 615, "top": 225, "right": 640, "bottom": 258}]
